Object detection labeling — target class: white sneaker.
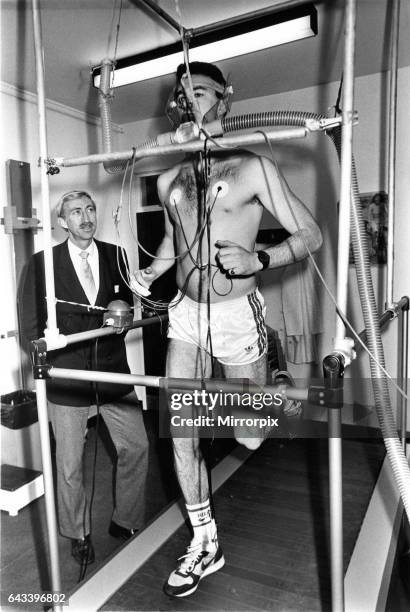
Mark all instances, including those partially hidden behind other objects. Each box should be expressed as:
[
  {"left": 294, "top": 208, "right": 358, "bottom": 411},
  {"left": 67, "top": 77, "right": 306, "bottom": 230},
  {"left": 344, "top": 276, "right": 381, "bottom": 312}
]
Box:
[{"left": 164, "top": 537, "right": 225, "bottom": 598}]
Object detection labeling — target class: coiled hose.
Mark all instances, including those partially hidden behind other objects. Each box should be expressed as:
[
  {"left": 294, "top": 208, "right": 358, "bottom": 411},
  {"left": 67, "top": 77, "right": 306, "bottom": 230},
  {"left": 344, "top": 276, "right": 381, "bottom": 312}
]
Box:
[
  {"left": 99, "top": 60, "right": 159, "bottom": 174},
  {"left": 222, "top": 110, "right": 410, "bottom": 520}
]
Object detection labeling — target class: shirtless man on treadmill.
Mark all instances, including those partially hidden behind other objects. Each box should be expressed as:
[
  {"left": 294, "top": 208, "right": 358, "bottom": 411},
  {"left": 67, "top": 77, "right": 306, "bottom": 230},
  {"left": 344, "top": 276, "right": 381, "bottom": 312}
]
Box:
[{"left": 133, "top": 61, "right": 322, "bottom": 597}]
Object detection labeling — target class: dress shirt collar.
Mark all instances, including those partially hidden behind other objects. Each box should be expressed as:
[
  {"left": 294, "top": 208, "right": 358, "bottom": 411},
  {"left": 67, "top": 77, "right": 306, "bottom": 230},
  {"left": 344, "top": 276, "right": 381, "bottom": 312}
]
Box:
[{"left": 68, "top": 238, "right": 96, "bottom": 259}]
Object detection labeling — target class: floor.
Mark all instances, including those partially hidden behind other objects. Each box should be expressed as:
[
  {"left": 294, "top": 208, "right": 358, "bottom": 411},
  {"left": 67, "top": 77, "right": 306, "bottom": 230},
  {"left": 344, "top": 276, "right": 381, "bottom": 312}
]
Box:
[
  {"left": 1, "top": 401, "right": 410, "bottom": 611},
  {"left": 101, "top": 436, "right": 388, "bottom": 611},
  {"left": 1, "top": 398, "right": 179, "bottom": 600}
]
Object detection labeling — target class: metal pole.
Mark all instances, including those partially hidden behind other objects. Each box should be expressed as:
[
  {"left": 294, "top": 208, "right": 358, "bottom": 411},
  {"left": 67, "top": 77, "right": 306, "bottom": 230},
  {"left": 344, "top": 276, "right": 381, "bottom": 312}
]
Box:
[
  {"left": 49, "top": 367, "right": 309, "bottom": 401},
  {"left": 34, "top": 378, "right": 62, "bottom": 611},
  {"left": 56, "top": 127, "right": 308, "bottom": 169},
  {"left": 355, "top": 309, "right": 395, "bottom": 348},
  {"left": 329, "top": 0, "right": 357, "bottom": 609},
  {"left": 65, "top": 314, "right": 168, "bottom": 345},
  {"left": 32, "top": 0, "right": 58, "bottom": 335},
  {"left": 386, "top": 0, "right": 401, "bottom": 309},
  {"left": 335, "top": 0, "right": 356, "bottom": 344},
  {"left": 137, "top": 0, "right": 181, "bottom": 33},
  {"left": 324, "top": 354, "right": 345, "bottom": 612},
  {"left": 399, "top": 303, "right": 409, "bottom": 449},
  {"left": 37, "top": 313, "right": 169, "bottom": 350}
]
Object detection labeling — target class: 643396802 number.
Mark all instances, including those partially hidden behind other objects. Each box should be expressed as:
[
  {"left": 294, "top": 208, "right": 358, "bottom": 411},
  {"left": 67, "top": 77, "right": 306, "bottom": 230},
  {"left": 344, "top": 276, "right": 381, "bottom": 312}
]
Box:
[{"left": 7, "top": 592, "right": 67, "bottom": 606}]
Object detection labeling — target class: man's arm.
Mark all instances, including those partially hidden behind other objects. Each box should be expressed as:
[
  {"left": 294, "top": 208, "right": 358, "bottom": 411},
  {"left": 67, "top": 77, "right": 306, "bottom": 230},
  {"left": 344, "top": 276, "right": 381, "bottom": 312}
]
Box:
[
  {"left": 252, "top": 156, "right": 322, "bottom": 270},
  {"left": 133, "top": 177, "right": 176, "bottom": 289},
  {"left": 217, "top": 155, "right": 322, "bottom": 275}
]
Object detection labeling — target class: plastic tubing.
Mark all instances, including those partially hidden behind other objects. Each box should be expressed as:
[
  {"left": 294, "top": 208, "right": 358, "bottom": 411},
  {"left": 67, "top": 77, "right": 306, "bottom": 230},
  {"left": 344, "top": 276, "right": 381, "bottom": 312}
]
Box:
[{"left": 220, "top": 110, "right": 410, "bottom": 519}]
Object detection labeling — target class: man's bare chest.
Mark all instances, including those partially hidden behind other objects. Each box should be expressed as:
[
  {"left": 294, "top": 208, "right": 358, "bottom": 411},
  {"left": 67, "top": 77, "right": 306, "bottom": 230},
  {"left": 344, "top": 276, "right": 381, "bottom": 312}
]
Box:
[{"left": 166, "top": 161, "right": 257, "bottom": 217}]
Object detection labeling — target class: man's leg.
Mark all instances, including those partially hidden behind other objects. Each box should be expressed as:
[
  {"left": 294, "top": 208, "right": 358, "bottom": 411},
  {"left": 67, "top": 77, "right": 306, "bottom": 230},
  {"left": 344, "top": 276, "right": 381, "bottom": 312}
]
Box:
[
  {"left": 165, "top": 339, "right": 224, "bottom": 597},
  {"left": 48, "top": 401, "right": 90, "bottom": 538},
  {"left": 100, "top": 392, "right": 149, "bottom": 534},
  {"left": 166, "top": 339, "right": 212, "bottom": 506},
  {"left": 222, "top": 353, "right": 267, "bottom": 386},
  {"left": 222, "top": 354, "right": 269, "bottom": 449}
]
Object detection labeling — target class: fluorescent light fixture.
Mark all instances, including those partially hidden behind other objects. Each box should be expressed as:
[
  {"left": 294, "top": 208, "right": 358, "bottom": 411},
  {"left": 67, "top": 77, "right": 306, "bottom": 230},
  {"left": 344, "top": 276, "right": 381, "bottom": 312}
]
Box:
[{"left": 93, "top": 4, "right": 317, "bottom": 88}]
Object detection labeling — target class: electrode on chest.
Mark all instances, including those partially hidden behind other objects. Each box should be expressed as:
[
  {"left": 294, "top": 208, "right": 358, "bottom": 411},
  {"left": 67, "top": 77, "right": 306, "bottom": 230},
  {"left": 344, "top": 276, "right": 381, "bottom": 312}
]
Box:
[
  {"left": 169, "top": 188, "right": 183, "bottom": 205},
  {"left": 211, "top": 181, "right": 229, "bottom": 198}
]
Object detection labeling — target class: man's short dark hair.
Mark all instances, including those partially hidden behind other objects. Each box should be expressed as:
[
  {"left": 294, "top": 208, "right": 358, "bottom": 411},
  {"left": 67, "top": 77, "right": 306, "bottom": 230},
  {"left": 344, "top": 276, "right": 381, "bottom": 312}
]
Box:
[{"left": 176, "top": 62, "right": 226, "bottom": 88}]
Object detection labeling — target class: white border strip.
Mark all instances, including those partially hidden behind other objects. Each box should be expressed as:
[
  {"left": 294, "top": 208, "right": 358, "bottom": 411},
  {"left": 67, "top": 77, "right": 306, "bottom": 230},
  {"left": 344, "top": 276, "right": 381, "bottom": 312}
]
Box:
[
  {"left": 67, "top": 445, "right": 252, "bottom": 611},
  {"left": 344, "top": 443, "right": 409, "bottom": 612},
  {"left": 0, "top": 81, "right": 123, "bottom": 133}
]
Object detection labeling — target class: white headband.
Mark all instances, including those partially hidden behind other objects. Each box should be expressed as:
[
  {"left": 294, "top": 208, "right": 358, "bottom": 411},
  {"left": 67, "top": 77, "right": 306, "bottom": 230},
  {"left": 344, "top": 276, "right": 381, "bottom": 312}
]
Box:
[{"left": 179, "top": 73, "right": 226, "bottom": 96}]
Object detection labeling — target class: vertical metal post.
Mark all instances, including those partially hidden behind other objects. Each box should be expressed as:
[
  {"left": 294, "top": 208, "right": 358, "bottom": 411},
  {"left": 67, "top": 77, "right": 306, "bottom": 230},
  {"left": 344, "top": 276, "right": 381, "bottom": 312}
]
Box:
[
  {"left": 328, "top": 1, "right": 357, "bottom": 609},
  {"left": 386, "top": 0, "right": 401, "bottom": 309},
  {"left": 399, "top": 302, "right": 409, "bottom": 450},
  {"left": 32, "top": 2, "right": 62, "bottom": 606},
  {"left": 324, "top": 355, "right": 345, "bottom": 612},
  {"left": 32, "top": 0, "right": 58, "bottom": 335},
  {"left": 335, "top": 0, "right": 356, "bottom": 345},
  {"left": 34, "top": 376, "right": 62, "bottom": 602}
]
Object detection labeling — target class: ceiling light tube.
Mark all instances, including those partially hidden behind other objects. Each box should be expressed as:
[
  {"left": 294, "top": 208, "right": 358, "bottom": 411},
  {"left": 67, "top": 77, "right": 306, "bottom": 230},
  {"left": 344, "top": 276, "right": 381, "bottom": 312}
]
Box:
[{"left": 93, "top": 4, "right": 317, "bottom": 88}]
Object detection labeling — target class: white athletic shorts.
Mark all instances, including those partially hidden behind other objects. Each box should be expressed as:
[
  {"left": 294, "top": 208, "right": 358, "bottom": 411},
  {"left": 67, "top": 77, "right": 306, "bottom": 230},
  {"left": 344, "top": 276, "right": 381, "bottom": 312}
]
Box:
[{"left": 167, "top": 289, "right": 267, "bottom": 366}]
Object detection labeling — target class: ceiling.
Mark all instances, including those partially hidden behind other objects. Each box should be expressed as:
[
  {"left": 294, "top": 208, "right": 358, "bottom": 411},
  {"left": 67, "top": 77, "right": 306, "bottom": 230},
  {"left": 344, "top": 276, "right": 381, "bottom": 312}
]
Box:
[{"left": 1, "top": 0, "right": 410, "bottom": 125}]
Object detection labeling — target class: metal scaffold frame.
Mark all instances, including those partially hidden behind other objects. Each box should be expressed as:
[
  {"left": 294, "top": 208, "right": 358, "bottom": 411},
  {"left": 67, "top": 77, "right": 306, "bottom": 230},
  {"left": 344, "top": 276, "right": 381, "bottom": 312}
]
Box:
[{"left": 29, "top": 0, "right": 407, "bottom": 610}]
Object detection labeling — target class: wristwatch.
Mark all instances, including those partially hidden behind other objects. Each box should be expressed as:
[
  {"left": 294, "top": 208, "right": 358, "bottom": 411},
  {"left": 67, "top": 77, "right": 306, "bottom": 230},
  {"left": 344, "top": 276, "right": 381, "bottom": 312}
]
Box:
[{"left": 257, "top": 250, "right": 270, "bottom": 271}]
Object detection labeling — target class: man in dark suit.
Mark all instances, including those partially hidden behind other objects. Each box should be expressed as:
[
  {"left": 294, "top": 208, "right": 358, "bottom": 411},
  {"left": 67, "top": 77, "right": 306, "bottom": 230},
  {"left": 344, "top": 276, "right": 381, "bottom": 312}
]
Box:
[{"left": 21, "top": 190, "right": 149, "bottom": 566}]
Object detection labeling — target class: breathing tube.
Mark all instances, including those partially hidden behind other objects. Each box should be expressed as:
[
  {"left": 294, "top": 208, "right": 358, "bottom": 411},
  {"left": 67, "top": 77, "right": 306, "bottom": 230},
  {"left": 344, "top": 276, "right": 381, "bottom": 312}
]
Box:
[{"left": 98, "top": 62, "right": 410, "bottom": 517}]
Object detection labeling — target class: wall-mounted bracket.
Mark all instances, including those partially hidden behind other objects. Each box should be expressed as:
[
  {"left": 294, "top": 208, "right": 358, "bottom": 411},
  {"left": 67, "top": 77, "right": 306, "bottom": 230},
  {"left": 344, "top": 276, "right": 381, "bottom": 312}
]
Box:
[
  {"left": 308, "top": 385, "right": 343, "bottom": 409},
  {"left": 306, "top": 112, "right": 358, "bottom": 133},
  {"left": 31, "top": 339, "right": 51, "bottom": 380},
  {"left": 44, "top": 157, "right": 60, "bottom": 175},
  {"left": 0, "top": 330, "right": 18, "bottom": 339},
  {"left": 1, "top": 206, "right": 40, "bottom": 234}
]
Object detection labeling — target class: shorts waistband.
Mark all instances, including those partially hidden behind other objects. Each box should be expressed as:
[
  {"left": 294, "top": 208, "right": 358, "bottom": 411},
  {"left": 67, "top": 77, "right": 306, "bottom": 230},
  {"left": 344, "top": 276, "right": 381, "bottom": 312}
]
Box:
[{"left": 171, "top": 289, "right": 262, "bottom": 311}]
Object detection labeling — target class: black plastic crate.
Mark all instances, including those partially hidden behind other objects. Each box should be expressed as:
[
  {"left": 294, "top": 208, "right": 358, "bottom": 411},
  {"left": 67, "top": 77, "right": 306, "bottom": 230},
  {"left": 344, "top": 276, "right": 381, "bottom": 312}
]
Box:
[{"left": 0, "top": 390, "right": 37, "bottom": 429}]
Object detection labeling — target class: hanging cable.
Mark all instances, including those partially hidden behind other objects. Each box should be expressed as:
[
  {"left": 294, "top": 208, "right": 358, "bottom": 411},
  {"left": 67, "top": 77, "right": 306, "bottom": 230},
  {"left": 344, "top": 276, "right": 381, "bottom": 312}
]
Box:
[
  {"left": 334, "top": 73, "right": 344, "bottom": 116},
  {"left": 105, "top": 0, "right": 123, "bottom": 89}
]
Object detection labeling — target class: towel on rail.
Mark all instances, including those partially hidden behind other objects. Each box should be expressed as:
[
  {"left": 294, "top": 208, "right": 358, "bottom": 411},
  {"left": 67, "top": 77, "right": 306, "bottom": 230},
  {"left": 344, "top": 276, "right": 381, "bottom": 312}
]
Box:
[{"left": 281, "top": 260, "right": 323, "bottom": 364}]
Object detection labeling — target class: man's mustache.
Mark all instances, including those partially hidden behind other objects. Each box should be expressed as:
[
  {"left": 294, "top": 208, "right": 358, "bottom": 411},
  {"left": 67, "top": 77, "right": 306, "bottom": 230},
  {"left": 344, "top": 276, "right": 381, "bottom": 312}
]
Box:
[{"left": 80, "top": 223, "right": 94, "bottom": 229}]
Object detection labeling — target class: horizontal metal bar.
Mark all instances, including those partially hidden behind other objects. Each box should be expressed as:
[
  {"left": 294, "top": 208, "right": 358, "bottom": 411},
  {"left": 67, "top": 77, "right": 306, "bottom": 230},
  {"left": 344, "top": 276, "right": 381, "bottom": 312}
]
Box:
[
  {"left": 56, "top": 128, "right": 307, "bottom": 168},
  {"left": 36, "top": 313, "right": 168, "bottom": 351},
  {"left": 51, "top": 367, "right": 161, "bottom": 388},
  {"left": 65, "top": 314, "right": 168, "bottom": 347},
  {"left": 49, "top": 367, "right": 309, "bottom": 400},
  {"left": 397, "top": 296, "right": 409, "bottom": 312},
  {"left": 355, "top": 299, "right": 409, "bottom": 350}
]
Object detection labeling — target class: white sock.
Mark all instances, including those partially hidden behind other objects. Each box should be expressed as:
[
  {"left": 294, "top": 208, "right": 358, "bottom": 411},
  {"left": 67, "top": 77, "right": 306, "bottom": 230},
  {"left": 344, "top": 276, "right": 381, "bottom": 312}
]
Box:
[{"left": 186, "top": 499, "right": 215, "bottom": 546}]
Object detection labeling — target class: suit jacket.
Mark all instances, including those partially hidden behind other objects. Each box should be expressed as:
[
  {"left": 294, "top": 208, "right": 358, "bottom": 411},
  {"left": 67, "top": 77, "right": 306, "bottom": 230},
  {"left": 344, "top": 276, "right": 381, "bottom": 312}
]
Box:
[{"left": 21, "top": 239, "right": 134, "bottom": 406}]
